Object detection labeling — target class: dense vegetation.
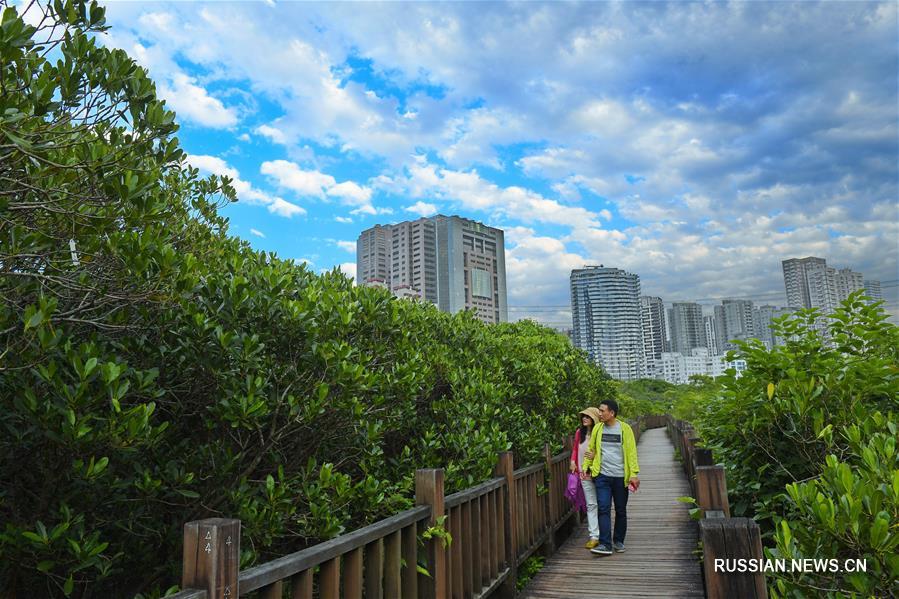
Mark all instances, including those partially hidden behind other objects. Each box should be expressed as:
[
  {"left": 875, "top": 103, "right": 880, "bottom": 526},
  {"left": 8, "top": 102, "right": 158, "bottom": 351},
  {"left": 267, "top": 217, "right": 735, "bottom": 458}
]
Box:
[
  {"left": 690, "top": 297, "right": 898, "bottom": 598},
  {"left": 0, "top": 2, "right": 620, "bottom": 596},
  {"left": 620, "top": 298, "right": 897, "bottom": 597}
]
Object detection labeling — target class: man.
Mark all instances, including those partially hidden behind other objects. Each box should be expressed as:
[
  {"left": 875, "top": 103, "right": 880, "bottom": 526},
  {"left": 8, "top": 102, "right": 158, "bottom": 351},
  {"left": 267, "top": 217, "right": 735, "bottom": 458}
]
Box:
[{"left": 581, "top": 398, "right": 640, "bottom": 556}]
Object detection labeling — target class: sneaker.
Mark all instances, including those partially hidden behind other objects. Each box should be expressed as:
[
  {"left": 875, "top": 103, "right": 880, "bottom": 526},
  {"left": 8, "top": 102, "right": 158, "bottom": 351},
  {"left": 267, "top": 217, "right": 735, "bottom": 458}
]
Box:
[
  {"left": 590, "top": 543, "right": 613, "bottom": 555},
  {"left": 585, "top": 538, "right": 599, "bottom": 549},
  {"left": 613, "top": 542, "right": 626, "bottom": 553}
]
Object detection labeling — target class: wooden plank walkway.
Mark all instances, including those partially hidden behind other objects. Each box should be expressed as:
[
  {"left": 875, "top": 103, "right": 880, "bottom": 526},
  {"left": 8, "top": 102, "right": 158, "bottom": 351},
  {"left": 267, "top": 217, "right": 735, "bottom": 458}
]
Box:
[{"left": 519, "top": 427, "right": 705, "bottom": 598}]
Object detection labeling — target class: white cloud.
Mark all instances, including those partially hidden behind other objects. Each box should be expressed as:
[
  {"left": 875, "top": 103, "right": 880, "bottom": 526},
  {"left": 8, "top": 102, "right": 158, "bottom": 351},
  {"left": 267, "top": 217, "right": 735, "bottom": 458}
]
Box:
[
  {"left": 405, "top": 201, "right": 438, "bottom": 217},
  {"left": 327, "top": 181, "right": 372, "bottom": 205},
  {"left": 398, "top": 160, "right": 602, "bottom": 228},
  {"left": 187, "top": 155, "right": 240, "bottom": 180},
  {"left": 250, "top": 228, "right": 266, "bottom": 238},
  {"left": 255, "top": 124, "right": 289, "bottom": 145},
  {"left": 335, "top": 216, "right": 354, "bottom": 223},
  {"left": 189, "top": 154, "right": 305, "bottom": 218},
  {"left": 337, "top": 262, "right": 357, "bottom": 283},
  {"left": 238, "top": 133, "right": 251, "bottom": 142},
  {"left": 335, "top": 240, "right": 356, "bottom": 253},
  {"left": 350, "top": 205, "right": 393, "bottom": 216},
  {"left": 158, "top": 73, "right": 238, "bottom": 129},
  {"left": 261, "top": 160, "right": 335, "bottom": 197},
  {"left": 267, "top": 197, "right": 306, "bottom": 218},
  {"left": 261, "top": 160, "right": 384, "bottom": 214}
]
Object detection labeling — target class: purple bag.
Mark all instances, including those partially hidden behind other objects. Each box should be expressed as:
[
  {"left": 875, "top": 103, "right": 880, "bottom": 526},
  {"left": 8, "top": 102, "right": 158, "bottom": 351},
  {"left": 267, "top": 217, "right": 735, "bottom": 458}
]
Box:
[{"left": 564, "top": 472, "right": 587, "bottom": 513}]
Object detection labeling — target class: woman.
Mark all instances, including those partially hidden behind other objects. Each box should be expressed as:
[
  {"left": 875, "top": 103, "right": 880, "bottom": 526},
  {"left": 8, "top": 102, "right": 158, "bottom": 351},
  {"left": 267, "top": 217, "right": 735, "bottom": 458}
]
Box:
[{"left": 569, "top": 407, "right": 602, "bottom": 549}]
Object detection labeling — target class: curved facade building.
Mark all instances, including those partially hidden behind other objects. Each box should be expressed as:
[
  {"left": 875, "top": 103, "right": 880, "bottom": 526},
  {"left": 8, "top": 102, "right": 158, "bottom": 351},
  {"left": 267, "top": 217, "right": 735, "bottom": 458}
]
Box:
[{"left": 570, "top": 266, "right": 646, "bottom": 381}]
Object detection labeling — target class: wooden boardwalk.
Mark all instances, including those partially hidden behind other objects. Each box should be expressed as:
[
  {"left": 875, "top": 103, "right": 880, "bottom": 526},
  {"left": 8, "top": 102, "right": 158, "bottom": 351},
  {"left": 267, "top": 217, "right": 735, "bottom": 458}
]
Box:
[{"left": 520, "top": 427, "right": 705, "bottom": 598}]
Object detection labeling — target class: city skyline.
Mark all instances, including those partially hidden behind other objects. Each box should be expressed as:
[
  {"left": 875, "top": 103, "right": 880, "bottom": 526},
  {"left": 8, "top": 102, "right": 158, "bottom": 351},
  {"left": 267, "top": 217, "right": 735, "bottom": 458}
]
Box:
[{"left": 94, "top": 2, "right": 898, "bottom": 326}]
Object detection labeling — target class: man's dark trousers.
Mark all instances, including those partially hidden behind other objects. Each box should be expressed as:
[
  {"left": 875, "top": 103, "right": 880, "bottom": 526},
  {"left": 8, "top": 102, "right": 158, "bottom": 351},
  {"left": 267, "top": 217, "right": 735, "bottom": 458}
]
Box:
[{"left": 595, "top": 474, "right": 628, "bottom": 545}]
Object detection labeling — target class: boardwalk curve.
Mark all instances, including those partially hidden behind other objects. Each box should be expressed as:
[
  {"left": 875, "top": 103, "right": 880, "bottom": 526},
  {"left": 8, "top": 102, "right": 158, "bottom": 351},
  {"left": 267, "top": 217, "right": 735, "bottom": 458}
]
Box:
[{"left": 520, "top": 427, "right": 704, "bottom": 598}]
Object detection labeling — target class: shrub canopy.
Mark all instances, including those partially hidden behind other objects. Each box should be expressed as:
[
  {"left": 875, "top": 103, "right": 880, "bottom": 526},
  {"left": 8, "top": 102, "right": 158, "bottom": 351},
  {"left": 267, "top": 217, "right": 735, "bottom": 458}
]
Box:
[
  {"left": 0, "top": 3, "right": 619, "bottom": 596},
  {"left": 692, "top": 295, "right": 898, "bottom": 597}
]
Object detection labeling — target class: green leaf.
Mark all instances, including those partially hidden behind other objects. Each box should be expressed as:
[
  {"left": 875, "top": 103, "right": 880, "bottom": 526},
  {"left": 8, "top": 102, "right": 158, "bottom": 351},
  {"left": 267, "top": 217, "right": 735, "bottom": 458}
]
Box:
[
  {"left": 36, "top": 560, "right": 55, "bottom": 572},
  {"left": 84, "top": 357, "right": 98, "bottom": 377},
  {"left": 24, "top": 310, "right": 44, "bottom": 330},
  {"left": 22, "top": 531, "right": 46, "bottom": 544}
]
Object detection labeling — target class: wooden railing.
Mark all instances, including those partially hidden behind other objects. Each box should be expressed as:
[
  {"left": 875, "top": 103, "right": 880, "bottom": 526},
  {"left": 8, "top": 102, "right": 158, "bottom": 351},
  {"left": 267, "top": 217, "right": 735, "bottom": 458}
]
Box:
[
  {"left": 169, "top": 438, "right": 595, "bottom": 599},
  {"left": 665, "top": 415, "right": 767, "bottom": 599},
  {"left": 168, "top": 415, "right": 669, "bottom": 599}
]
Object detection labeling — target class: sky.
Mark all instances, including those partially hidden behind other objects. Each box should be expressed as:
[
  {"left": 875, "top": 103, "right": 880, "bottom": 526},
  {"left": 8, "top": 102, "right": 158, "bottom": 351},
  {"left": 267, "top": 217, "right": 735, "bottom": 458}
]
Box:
[{"left": 86, "top": 1, "right": 899, "bottom": 325}]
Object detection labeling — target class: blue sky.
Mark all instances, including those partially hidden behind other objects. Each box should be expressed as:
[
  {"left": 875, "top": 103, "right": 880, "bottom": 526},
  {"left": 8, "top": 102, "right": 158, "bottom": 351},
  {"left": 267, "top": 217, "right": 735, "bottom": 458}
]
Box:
[{"left": 84, "top": 1, "right": 898, "bottom": 324}]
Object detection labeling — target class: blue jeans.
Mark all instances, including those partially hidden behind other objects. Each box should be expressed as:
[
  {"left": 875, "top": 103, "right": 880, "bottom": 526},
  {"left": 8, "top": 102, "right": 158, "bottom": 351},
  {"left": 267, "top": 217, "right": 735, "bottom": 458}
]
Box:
[{"left": 595, "top": 474, "right": 628, "bottom": 545}]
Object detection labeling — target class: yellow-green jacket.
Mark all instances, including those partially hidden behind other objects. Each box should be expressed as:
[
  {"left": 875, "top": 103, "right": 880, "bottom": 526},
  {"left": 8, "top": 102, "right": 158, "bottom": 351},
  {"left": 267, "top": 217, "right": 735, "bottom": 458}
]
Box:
[{"left": 581, "top": 420, "right": 640, "bottom": 483}]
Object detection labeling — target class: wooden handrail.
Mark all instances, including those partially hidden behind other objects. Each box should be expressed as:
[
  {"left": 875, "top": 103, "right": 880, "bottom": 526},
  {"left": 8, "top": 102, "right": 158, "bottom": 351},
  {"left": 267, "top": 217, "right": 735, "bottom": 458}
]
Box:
[
  {"left": 445, "top": 476, "right": 505, "bottom": 509},
  {"left": 663, "top": 414, "right": 767, "bottom": 599},
  {"left": 175, "top": 423, "right": 678, "bottom": 598},
  {"left": 512, "top": 461, "right": 545, "bottom": 479},
  {"left": 239, "top": 505, "right": 430, "bottom": 593},
  {"left": 174, "top": 445, "right": 579, "bottom": 598}
]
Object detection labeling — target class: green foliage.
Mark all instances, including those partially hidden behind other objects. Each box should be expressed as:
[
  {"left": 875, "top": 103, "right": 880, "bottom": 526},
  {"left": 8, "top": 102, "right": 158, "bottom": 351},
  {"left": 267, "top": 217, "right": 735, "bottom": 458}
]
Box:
[
  {"left": 516, "top": 555, "right": 546, "bottom": 591},
  {"left": 690, "top": 294, "right": 898, "bottom": 598},
  {"left": 0, "top": 3, "right": 626, "bottom": 596},
  {"left": 694, "top": 294, "right": 897, "bottom": 520},
  {"left": 769, "top": 413, "right": 898, "bottom": 598},
  {"left": 619, "top": 376, "right": 721, "bottom": 422},
  {"left": 422, "top": 515, "right": 452, "bottom": 549}
]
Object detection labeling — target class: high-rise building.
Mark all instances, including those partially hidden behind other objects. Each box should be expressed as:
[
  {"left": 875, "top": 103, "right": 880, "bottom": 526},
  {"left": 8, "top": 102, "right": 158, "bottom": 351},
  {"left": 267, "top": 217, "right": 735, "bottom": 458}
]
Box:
[
  {"left": 387, "top": 217, "right": 438, "bottom": 304},
  {"left": 356, "top": 215, "right": 507, "bottom": 324},
  {"left": 570, "top": 266, "right": 645, "bottom": 381},
  {"left": 703, "top": 315, "right": 719, "bottom": 356},
  {"left": 864, "top": 280, "right": 883, "bottom": 304},
  {"left": 667, "top": 302, "right": 706, "bottom": 355},
  {"left": 435, "top": 215, "right": 508, "bottom": 324},
  {"left": 782, "top": 257, "right": 865, "bottom": 315},
  {"left": 783, "top": 257, "right": 827, "bottom": 309},
  {"left": 836, "top": 268, "right": 864, "bottom": 301},
  {"left": 640, "top": 296, "right": 667, "bottom": 362},
  {"left": 357, "top": 225, "right": 391, "bottom": 286},
  {"left": 715, "top": 299, "right": 756, "bottom": 352},
  {"left": 805, "top": 264, "right": 865, "bottom": 314}
]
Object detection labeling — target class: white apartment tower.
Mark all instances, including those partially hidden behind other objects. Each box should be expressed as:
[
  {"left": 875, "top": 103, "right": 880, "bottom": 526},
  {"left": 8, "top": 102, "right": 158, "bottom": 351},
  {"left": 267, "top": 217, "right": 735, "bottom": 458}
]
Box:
[
  {"left": 357, "top": 225, "right": 391, "bottom": 286},
  {"left": 571, "top": 266, "right": 645, "bottom": 381},
  {"left": 782, "top": 256, "right": 865, "bottom": 315},
  {"left": 356, "top": 215, "right": 507, "bottom": 324},
  {"left": 714, "top": 299, "right": 756, "bottom": 352},
  {"left": 782, "top": 257, "right": 827, "bottom": 309},
  {"left": 640, "top": 296, "right": 667, "bottom": 362},
  {"left": 864, "top": 280, "right": 883, "bottom": 304},
  {"left": 703, "top": 315, "right": 719, "bottom": 356},
  {"left": 805, "top": 265, "right": 865, "bottom": 314},
  {"left": 667, "top": 302, "right": 706, "bottom": 354},
  {"left": 389, "top": 218, "right": 439, "bottom": 304}
]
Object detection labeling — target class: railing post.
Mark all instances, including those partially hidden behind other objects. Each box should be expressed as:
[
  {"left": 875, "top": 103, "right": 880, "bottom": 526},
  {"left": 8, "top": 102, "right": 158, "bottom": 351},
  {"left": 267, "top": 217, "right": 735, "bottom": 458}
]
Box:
[
  {"left": 494, "top": 451, "right": 517, "bottom": 599},
  {"left": 415, "top": 469, "right": 447, "bottom": 599},
  {"left": 540, "top": 444, "right": 556, "bottom": 557},
  {"left": 700, "top": 518, "right": 767, "bottom": 599},
  {"left": 695, "top": 465, "right": 730, "bottom": 517},
  {"left": 182, "top": 518, "right": 240, "bottom": 599}
]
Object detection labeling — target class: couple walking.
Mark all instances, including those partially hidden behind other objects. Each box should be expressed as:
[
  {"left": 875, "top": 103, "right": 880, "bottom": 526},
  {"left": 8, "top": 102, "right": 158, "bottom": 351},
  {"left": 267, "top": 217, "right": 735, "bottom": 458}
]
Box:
[{"left": 569, "top": 399, "right": 640, "bottom": 556}]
